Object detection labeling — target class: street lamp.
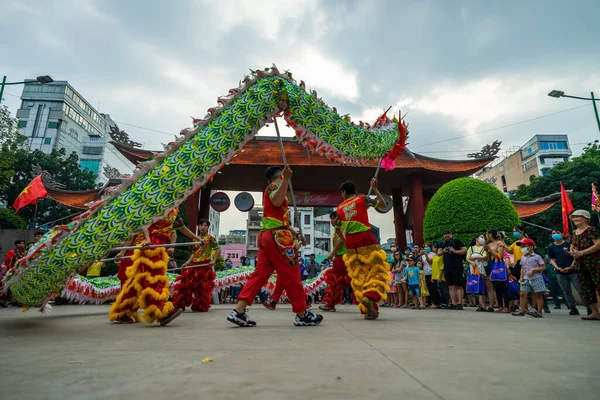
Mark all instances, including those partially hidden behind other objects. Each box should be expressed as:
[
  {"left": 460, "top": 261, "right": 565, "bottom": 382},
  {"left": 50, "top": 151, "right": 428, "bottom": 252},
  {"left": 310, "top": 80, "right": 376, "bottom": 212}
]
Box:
[
  {"left": 0, "top": 75, "right": 54, "bottom": 104},
  {"left": 548, "top": 89, "right": 600, "bottom": 134}
]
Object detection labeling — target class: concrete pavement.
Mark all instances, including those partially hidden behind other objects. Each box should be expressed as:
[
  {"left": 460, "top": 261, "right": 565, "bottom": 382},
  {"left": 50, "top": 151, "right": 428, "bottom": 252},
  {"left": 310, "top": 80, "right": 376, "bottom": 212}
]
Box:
[{"left": 0, "top": 304, "right": 598, "bottom": 400}]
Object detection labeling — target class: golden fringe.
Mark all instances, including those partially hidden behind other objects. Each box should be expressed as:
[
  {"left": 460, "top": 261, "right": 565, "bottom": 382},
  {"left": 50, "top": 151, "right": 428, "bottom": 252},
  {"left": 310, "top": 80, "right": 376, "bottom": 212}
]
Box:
[
  {"left": 344, "top": 247, "right": 390, "bottom": 313},
  {"left": 109, "top": 246, "right": 172, "bottom": 324}
]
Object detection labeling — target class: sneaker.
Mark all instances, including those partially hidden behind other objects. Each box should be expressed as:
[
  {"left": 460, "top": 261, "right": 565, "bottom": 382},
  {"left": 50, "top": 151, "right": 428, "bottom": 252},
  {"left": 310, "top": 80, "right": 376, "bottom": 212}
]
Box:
[
  {"left": 361, "top": 297, "right": 380, "bottom": 320},
  {"left": 448, "top": 304, "right": 456, "bottom": 310},
  {"left": 294, "top": 310, "right": 323, "bottom": 326},
  {"left": 160, "top": 308, "right": 183, "bottom": 326},
  {"left": 318, "top": 304, "right": 336, "bottom": 312},
  {"left": 262, "top": 298, "right": 277, "bottom": 311},
  {"left": 227, "top": 309, "right": 256, "bottom": 327},
  {"left": 455, "top": 305, "right": 464, "bottom": 310},
  {"left": 116, "top": 315, "right": 135, "bottom": 324},
  {"left": 569, "top": 307, "right": 580, "bottom": 316}
]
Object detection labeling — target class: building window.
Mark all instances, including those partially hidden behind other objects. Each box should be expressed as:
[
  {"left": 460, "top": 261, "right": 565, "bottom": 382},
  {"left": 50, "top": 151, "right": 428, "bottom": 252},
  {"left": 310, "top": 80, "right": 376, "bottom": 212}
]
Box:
[
  {"left": 304, "top": 234, "right": 311, "bottom": 245},
  {"left": 540, "top": 141, "right": 568, "bottom": 151},
  {"left": 499, "top": 165, "right": 504, "bottom": 172},
  {"left": 44, "top": 138, "right": 52, "bottom": 145},
  {"left": 82, "top": 146, "right": 103, "bottom": 155},
  {"left": 18, "top": 120, "right": 27, "bottom": 128},
  {"left": 501, "top": 175, "right": 507, "bottom": 186},
  {"left": 522, "top": 160, "right": 536, "bottom": 172},
  {"left": 80, "top": 160, "right": 100, "bottom": 175},
  {"left": 47, "top": 121, "right": 59, "bottom": 129},
  {"left": 303, "top": 214, "right": 311, "bottom": 225}
]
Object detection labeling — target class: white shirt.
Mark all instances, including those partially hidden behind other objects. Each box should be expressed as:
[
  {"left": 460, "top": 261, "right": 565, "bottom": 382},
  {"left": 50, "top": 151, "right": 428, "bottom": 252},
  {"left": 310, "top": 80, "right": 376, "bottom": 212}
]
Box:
[{"left": 422, "top": 252, "right": 435, "bottom": 275}]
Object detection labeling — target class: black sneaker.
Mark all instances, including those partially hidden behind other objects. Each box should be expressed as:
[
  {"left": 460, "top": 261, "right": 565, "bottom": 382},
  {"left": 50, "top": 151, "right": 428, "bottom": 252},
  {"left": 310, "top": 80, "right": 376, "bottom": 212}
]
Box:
[
  {"left": 294, "top": 310, "right": 323, "bottom": 326},
  {"left": 448, "top": 304, "right": 456, "bottom": 310},
  {"left": 455, "top": 305, "right": 464, "bottom": 310},
  {"left": 569, "top": 307, "right": 580, "bottom": 316},
  {"left": 227, "top": 310, "right": 256, "bottom": 327}
]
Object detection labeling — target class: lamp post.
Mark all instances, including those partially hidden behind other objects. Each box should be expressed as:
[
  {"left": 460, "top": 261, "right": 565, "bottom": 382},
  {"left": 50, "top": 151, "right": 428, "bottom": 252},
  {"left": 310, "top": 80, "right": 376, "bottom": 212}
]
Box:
[
  {"left": 0, "top": 75, "right": 54, "bottom": 104},
  {"left": 548, "top": 90, "right": 600, "bottom": 134}
]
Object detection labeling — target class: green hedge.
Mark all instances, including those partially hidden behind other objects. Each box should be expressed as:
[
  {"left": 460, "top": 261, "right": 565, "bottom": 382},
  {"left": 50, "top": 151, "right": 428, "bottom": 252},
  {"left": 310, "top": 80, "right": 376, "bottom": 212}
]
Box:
[
  {"left": 423, "top": 178, "right": 519, "bottom": 245},
  {"left": 0, "top": 208, "right": 26, "bottom": 229}
]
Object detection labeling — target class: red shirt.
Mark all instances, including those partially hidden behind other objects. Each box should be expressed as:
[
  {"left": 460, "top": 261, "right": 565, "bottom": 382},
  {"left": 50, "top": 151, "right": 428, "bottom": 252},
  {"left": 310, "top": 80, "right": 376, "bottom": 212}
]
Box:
[
  {"left": 4, "top": 248, "right": 26, "bottom": 269},
  {"left": 261, "top": 182, "right": 290, "bottom": 231},
  {"left": 337, "top": 195, "right": 371, "bottom": 235}
]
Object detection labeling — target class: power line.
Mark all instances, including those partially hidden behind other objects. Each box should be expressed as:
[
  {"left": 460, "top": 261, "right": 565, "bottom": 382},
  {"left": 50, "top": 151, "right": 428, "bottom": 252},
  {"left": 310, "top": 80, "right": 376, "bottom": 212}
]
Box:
[{"left": 410, "top": 104, "right": 592, "bottom": 150}]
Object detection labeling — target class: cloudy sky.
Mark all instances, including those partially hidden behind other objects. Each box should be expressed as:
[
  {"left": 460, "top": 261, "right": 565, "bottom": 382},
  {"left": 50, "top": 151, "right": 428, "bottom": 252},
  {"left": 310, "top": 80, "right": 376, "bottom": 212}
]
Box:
[{"left": 2, "top": 0, "right": 599, "bottom": 241}]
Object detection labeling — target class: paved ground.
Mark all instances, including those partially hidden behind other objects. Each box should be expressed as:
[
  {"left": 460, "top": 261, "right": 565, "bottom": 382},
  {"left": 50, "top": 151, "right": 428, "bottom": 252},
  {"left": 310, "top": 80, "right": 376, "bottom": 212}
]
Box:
[{"left": 0, "top": 303, "right": 598, "bottom": 400}]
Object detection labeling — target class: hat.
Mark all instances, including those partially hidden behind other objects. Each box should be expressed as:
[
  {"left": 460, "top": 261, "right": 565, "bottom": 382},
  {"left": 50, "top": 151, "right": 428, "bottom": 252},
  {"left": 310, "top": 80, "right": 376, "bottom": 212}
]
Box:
[
  {"left": 443, "top": 229, "right": 452, "bottom": 234},
  {"left": 570, "top": 209, "right": 591, "bottom": 220},
  {"left": 517, "top": 238, "right": 536, "bottom": 247}
]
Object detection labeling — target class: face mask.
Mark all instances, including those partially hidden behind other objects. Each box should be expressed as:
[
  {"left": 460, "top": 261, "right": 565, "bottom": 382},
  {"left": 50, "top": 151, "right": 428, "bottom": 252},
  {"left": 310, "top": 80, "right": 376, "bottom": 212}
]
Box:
[
  {"left": 521, "top": 247, "right": 530, "bottom": 255},
  {"left": 552, "top": 234, "right": 563, "bottom": 241},
  {"left": 244, "top": 260, "right": 250, "bottom": 265},
  {"left": 225, "top": 262, "right": 232, "bottom": 266},
  {"left": 478, "top": 237, "right": 485, "bottom": 245},
  {"left": 513, "top": 232, "right": 521, "bottom": 239},
  {"left": 424, "top": 247, "right": 431, "bottom": 253},
  {"left": 404, "top": 250, "right": 410, "bottom": 255}
]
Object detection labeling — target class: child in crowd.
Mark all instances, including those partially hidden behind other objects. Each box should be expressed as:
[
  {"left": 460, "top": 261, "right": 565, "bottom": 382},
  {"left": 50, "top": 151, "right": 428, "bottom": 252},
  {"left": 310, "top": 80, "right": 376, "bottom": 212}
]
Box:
[
  {"left": 391, "top": 250, "right": 404, "bottom": 308},
  {"left": 512, "top": 238, "right": 546, "bottom": 318},
  {"left": 417, "top": 259, "right": 429, "bottom": 308},
  {"left": 432, "top": 245, "right": 448, "bottom": 308},
  {"left": 406, "top": 257, "right": 425, "bottom": 310},
  {"left": 388, "top": 263, "right": 398, "bottom": 307}
]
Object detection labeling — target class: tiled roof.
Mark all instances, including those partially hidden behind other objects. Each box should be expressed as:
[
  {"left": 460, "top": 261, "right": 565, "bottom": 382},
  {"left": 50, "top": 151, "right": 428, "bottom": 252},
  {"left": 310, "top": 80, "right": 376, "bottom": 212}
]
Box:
[
  {"left": 513, "top": 201, "right": 557, "bottom": 219},
  {"left": 111, "top": 137, "right": 493, "bottom": 173},
  {"left": 46, "top": 188, "right": 102, "bottom": 210}
]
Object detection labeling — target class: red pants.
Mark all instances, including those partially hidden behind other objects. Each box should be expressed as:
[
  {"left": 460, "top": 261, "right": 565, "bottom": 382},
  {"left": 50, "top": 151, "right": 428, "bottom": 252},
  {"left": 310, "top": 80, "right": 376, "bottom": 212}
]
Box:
[
  {"left": 271, "top": 277, "right": 285, "bottom": 302},
  {"left": 173, "top": 266, "right": 215, "bottom": 312},
  {"left": 321, "top": 256, "right": 351, "bottom": 308},
  {"left": 117, "top": 250, "right": 135, "bottom": 288},
  {"left": 238, "top": 230, "right": 307, "bottom": 313}
]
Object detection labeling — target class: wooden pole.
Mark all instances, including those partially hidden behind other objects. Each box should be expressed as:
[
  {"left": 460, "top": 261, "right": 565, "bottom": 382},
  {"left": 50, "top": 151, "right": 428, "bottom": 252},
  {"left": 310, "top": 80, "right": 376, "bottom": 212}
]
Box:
[
  {"left": 272, "top": 117, "right": 303, "bottom": 237},
  {"left": 110, "top": 241, "right": 203, "bottom": 252}
]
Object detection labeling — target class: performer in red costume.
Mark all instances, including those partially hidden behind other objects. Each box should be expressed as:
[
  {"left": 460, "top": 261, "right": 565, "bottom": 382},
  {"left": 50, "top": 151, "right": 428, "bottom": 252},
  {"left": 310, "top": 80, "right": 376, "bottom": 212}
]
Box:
[
  {"left": 338, "top": 179, "right": 390, "bottom": 320},
  {"left": 319, "top": 211, "right": 351, "bottom": 312},
  {"left": 173, "top": 219, "right": 220, "bottom": 312},
  {"left": 109, "top": 209, "right": 184, "bottom": 326},
  {"left": 1, "top": 240, "right": 26, "bottom": 307},
  {"left": 114, "top": 209, "right": 199, "bottom": 288},
  {"left": 228, "top": 166, "right": 323, "bottom": 327}
]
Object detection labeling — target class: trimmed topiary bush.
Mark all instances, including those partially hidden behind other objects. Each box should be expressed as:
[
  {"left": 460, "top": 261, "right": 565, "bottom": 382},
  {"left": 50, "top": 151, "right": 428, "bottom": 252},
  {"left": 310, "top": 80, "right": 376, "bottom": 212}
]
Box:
[{"left": 423, "top": 178, "right": 520, "bottom": 245}]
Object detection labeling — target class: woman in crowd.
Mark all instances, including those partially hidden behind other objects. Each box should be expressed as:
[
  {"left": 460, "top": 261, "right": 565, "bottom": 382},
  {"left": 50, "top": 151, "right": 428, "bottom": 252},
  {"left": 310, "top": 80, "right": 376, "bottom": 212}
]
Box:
[
  {"left": 467, "top": 235, "right": 489, "bottom": 312},
  {"left": 569, "top": 210, "right": 600, "bottom": 321},
  {"left": 391, "top": 250, "right": 404, "bottom": 307},
  {"left": 486, "top": 229, "right": 511, "bottom": 313}
]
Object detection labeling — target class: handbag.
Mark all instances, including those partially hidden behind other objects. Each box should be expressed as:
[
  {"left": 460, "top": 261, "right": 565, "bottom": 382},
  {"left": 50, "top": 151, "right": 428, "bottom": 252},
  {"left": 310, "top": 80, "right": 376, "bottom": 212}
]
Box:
[
  {"left": 466, "top": 266, "right": 481, "bottom": 294},
  {"left": 490, "top": 257, "right": 508, "bottom": 282}
]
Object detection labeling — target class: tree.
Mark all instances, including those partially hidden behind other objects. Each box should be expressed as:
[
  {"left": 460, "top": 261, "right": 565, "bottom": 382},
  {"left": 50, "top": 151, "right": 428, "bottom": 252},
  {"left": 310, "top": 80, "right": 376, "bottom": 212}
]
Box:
[
  {"left": 0, "top": 208, "right": 26, "bottom": 229},
  {"left": 509, "top": 140, "right": 600, "bottom": 249},
  {"left": 0, "top": 148, "right": 99, "bottom": 227},
  {"left": 424, "top": 178, "right": 520, "bottom": 245},
  {"left": 0, "top": 105, "right": 28, "bottom": 193}
]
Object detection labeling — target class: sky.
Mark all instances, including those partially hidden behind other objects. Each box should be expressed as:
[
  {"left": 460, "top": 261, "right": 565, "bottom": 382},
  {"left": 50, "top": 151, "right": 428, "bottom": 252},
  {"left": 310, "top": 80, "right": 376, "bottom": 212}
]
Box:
[{"left": 1, "top": 0, "right": 599, "bottom": 242}]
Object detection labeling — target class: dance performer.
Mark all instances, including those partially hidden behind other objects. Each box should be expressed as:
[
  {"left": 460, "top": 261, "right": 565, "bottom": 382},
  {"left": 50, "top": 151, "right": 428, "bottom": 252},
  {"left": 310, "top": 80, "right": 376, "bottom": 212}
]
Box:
[
  {"left": 1, "top": 240, "right": 26, "bottom": 307},
  {"left": 319, "top": 211, "right": 351, "bottom": 312},
  {"left": 173, "top": 219, "right": 220, "bottom": 312},
  {"left": 228, "top": 166, "right": 323, "bottom": 327},
  {"left": 109, "top": 209, "right": 184, "bottom": 326},
  {"left": 113, "top": 208, "right": 199, "bottom": 287},
  {"left": 338, "top": 179, "right": 390, "bottom": 319}
]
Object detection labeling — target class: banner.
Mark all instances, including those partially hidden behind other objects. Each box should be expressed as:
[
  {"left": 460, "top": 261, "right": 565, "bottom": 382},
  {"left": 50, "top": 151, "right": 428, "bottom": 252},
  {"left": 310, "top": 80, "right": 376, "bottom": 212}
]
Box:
[
  {"left": 220, "top": 244, "right": 247, "bottom": 268},
  {"left": 293, "top": 191, "right": 342, "bottom": 206},
  {"left": 592, "top": 183, "right": 600, "bottom": 212}
]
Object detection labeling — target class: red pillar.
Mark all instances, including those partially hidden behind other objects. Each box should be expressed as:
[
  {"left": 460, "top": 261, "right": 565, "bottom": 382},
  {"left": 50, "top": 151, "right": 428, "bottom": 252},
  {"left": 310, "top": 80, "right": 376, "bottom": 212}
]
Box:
[
  {"left": 185, "top": 191, "right": 200, "bottom": 232},
  {"left": 198, "top": 186, "right": 212, "bottom": 222},
  {"left": 392, "top": 188, "right": 407, "bottom": 249},
  {"left": 410, "top": 175, "right": 425, "bottom": 245}
]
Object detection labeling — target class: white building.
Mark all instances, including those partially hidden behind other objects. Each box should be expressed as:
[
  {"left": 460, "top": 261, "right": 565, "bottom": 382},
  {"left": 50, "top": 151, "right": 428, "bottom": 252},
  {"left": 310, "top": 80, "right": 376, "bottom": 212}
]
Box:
[
  {"left": 16, "top": 80, "right": 133, "bottom": 184},
  {"left": 245, "top": 206, "right": 335, "bottom": 259}
]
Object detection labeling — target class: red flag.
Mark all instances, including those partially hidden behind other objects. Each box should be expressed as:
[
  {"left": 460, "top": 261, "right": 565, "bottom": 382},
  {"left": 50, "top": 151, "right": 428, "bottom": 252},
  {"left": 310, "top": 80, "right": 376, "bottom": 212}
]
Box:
[
  {"left": 13, "top": 175, "right": 48, "bottom": 213},
  {"left": 560, "top": 181, "right": 574, "bottom": 237}
]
